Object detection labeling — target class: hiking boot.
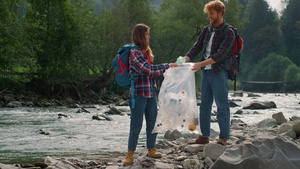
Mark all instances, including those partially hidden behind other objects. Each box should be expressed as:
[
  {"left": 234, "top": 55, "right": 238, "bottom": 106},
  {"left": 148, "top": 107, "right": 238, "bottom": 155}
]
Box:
[
  {"left": 217, "top": 138, "right": 227, "bottom": 146},
  {"left": 123, "top": 151, "right": 134, "bottom": 165},
  {"left": 188, "top": 136, "right": 209, "bottom": 145},
  {"left": 147, "top": 148, "right": 162, "bottom": 158}
]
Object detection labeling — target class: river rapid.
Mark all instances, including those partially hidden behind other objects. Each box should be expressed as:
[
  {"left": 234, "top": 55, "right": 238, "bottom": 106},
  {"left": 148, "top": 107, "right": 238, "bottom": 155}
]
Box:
[{"left": 0, "top": 92, "right": 299, "bottom": 164}]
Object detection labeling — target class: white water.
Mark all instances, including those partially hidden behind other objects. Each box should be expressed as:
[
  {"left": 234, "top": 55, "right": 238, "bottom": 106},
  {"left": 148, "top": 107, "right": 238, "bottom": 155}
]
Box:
[{"left": 0, "top": 92, "right": 299, "bottom": 164}]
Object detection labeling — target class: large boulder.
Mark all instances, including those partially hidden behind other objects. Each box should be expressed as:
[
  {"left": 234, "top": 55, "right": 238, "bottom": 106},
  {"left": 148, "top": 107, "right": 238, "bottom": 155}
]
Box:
[{"left": 211, "top": 133, "right": 300, "bottom": 169}]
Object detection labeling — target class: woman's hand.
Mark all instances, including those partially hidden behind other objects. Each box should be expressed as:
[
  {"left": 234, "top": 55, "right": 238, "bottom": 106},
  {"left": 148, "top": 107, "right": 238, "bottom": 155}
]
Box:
[{"left": 169, "top": 63, "right": 178, "bottom": 68}]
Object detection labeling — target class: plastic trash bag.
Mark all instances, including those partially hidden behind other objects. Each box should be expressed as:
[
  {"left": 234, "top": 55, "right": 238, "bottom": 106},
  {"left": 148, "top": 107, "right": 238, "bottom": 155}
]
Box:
[{"left": 152, "top": 63, "right": 200, "bottom": 133}]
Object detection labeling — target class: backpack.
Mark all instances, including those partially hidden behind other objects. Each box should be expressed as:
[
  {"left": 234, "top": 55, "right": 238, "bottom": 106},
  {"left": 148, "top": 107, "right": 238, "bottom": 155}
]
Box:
[
  {"left": 112, "top": 43, "right": 139, "bottom": 109},
  {"left": 221, "top": 24, "right": 244, "bottom": 91}
]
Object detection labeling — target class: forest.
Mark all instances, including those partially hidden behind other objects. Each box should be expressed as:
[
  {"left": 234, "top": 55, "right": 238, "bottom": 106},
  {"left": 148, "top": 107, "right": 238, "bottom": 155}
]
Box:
[{"left": 1, "top": 0, "right": 300, "bottom": 102}]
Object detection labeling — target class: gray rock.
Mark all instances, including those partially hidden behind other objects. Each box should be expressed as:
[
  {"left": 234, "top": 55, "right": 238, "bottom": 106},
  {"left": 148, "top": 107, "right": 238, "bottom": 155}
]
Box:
[
  {"left": 203, "top": 144, "right": 228, "bottom": 161},
  {"left": 204, "top": 157, "right": 214, "bottom": 168},
  {"left": 106, "top": 166, "right": 119, "bottom": 169},
  {"left": 247, "top": 93, "right": 261, "bottom": 97},
  {"left": 164, "top": 130, "right": 183, "bottom": 140},
  {"left": 243, "top": 101, "right": 276, "bottom": 109},
  {"left": 92, "top": 114, "right": 112, "bottom": 121},
  {"left": 278, "top": 123, "right": 292, "bottom": 134},
  {"left": 106, "top": 106, "right": 122, "bottom": 115},
  {"left": 256, "top": 118, "right": 277, "bottom": 128},
  {"left": 154, "top": 162, "right": 174, "bottom": 169},
  {"left": 183, "top": 144, "right": 205, "bottom": 153},
  {"left": 289, "top": 116, "right": 300, "bottom": 121},
  {"left": 0, "top": 163, "right": 18, "bottom": 169},
  {"left": 211, "top": 133, "right": 300, "bottom": 169},
  {"left": 285, "top": 129, "right": 297, "bottom": 139},
  {"left": 231, "top": 92, "right": 243, "bottom": 97},
  {"left": 182, "top": 159, "right": 203, "bottom": 169},
  {"left": 272, "top": 112, "right": 287, "bottom": 124},
  {"left": 292, "top": 121, "right": 300, "bottom": 137},
  {"left": 6, "top": 101, "right": 22, "bottom": 107},
  {"left": 229, "top": 101, "right": 239, "bottom": 107}
]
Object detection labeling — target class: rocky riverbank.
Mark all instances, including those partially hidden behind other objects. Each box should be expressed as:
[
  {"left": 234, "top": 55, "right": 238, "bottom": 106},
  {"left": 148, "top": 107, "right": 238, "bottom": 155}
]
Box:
[{"left": 1, "top": 110, "right": 300, "bottom": 169}]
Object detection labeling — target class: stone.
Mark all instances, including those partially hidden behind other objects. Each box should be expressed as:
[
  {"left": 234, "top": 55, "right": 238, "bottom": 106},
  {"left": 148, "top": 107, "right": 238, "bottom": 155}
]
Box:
[
  {"left": 232, "top": 92, "right": 243, "bottom": 97},
  {"left": 164, "top": 130, "right": 183, "bottom": 140},
  {"left": 229, "top": 101, "right": 239, "bottom": 107},
  {"left": 6, "top": 101, "right": 22, "bottom": 107},
  {"left": 203, "top": 144, "right": 228, "bottom": 161},
  {"left": 106, "top": 166, "right": 119, "bottom": 169},
  {"left": 285, "top": 129, "right": 297, "bottom": 139},
  {"left": 183, "top": 144, "right": 205, "bottom": 153},
  {"left": 256, "top": 118, "right": 277, "bottom": 128},
  {"left": 0, "top": 163, "right": 18, "bottom": 169},
  {"left": 292, "top": 121, "right": 300, "bottom": 137},
  {"left": 154, "top": 162, "right": 174, "bottom": 169},
  {"left": 243, "top": 101, "right": 276, "bottom": 109},
  {"left": 92, "top": 114, "right": 112, "bottom": 121},
  {"left": 182, "top": 159, "right": 203, "bottom": 169},
  {"left": 278, "top": 123, "right": 292, "bottom": 134},
  {"left": 272, "top": 112, "right": 287, "bottom": 124},
  {"left": 204, "top": 157, "right": 214, "bottom": 168},
  {"left": 175, "top": 155, "right": 188, "bottom": 161},
  {"left": 289, "top": 116, "right": 300, "bottom": 121},
  {"left": 247, "top": 93, "right": 261, "bottom": 97}
]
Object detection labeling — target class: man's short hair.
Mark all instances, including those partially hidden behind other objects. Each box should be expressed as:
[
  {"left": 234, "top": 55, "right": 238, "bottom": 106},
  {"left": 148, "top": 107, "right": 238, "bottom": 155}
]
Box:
[{"left": 204, "top": 0, "right": 225, "bottom": 16}]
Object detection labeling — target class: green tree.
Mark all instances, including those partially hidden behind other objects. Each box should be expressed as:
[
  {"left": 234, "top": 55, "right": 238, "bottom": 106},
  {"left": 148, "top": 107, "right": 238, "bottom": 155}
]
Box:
[
  {"left": 242, "top": 0, "right": 280, "bottom": 62},
  {"left": 0, "top": 0, "right": 30, "bottom": 72},
  {"left": 243, "top": 53, "right": 293, "bottom": 91},
  {"left": 25, "top": 0, "right": 79, "bottom": 82},
  {"left": 284, "top": 64, "right": 300, "bottom": 92},
  {"left": 281, "top": 0, "right": 300, "bottom": 66}
]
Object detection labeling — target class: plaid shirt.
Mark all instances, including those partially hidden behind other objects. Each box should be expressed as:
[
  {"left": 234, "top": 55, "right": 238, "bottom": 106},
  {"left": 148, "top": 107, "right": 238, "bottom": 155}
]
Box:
[
  {"left": 129, "top": 48, "right": 169, "bottom": 98},
  {"left": 186, "top": 22, "right": 235, "bottom": 73}
]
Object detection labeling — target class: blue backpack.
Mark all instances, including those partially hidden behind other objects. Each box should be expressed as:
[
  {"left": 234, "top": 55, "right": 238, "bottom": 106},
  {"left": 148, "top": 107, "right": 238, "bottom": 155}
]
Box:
[{"left": 112, "top": 44, "right": 139, "bottom": 109}]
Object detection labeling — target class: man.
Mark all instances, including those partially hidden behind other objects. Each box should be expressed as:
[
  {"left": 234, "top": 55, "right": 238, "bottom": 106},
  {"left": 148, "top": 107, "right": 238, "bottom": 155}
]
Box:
[{"left": 184, "top": 0, "right": 235, "bottom": 146}]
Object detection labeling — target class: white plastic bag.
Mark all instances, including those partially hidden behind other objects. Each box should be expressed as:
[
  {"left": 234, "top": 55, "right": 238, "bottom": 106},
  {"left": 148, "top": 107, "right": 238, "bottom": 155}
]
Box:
[{"left": 153, "top": 63, "right": 200, "bottom": 133}]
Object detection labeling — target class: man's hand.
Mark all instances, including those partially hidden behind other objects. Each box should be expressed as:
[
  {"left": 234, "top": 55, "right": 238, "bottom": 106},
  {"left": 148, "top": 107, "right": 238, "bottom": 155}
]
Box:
[{"left": 192, "top": 62, "right": 203, "bottom": 71}]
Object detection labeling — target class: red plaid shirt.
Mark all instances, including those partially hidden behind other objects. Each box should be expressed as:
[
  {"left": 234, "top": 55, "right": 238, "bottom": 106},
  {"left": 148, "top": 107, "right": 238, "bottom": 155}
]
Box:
[
  {"left": 129, "top": 48, "right": 169, "bottom": 98},
  {"left": 186, "top": 22, "right": 235, "bottom": 73}
]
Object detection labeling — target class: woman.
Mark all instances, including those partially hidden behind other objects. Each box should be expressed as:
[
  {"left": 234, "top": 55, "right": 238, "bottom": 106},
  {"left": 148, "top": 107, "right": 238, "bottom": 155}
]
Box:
[{"left": 124, "top": 23, "right": 178, "bottom": 165}]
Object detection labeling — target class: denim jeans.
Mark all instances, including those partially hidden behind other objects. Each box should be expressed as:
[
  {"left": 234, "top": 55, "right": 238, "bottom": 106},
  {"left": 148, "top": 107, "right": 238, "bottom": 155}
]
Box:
[
  {"left": 127, "top": 86, "right": 158, "bottom": 151},
  {"left": 200, "top": 69, "right": 230, "bottom": 140}
]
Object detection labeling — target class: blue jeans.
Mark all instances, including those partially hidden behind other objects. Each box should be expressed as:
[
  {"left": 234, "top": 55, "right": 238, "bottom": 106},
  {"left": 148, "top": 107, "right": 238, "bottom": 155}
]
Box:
[
  {"left": 127, "top": 87, "right": 158, "bottom": 151},
  {"left": 200, "top": 69, "right": 230, "bottom": 140}
]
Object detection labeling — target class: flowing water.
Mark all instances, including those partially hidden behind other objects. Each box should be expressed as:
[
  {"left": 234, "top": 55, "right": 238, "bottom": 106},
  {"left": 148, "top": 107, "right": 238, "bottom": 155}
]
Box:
[{"left": 0, "top": 92, "right": 299, "bottom": 164}]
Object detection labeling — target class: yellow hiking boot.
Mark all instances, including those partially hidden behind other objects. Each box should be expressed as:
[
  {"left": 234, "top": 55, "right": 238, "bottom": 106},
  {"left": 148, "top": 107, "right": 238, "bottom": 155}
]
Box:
[
  {"left": 123, "top": 151, "right": 134, "bottom": 165},
  {"left": 147, "top": 148, "right": 162, "bottom": 158}
]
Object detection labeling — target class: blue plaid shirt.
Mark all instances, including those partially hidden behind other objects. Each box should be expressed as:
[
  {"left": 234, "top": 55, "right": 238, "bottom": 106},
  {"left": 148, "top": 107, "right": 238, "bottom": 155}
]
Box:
[{"left": 129, "top": 48, "right": 169, "bottom": 98}]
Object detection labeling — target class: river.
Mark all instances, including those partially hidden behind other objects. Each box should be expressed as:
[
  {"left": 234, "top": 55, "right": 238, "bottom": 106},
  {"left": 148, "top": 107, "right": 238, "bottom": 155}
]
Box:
[{"left": 0, "top": 92, "right": 299, "bottom": 164}]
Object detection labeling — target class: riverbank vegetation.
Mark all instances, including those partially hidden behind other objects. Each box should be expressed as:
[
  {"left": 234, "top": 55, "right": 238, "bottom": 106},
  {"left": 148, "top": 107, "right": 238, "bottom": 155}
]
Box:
[{"left": 1, "top": 0, "right": 300, "bottom": 102}]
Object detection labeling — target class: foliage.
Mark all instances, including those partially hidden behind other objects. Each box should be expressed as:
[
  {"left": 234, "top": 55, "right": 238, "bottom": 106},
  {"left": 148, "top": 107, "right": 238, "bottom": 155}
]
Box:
[
  {"left": 242, "top": 0, "right": 280, "bottom": 63},
  {"left": 242, "top": 53, "right": 294, "bottom": 92},
  {"left": 284, "top": 64, "right": 300, "bottom": 92},
  {"left": 281, "top": 0, "right": 300, "bottom": 66},
  {"left": 1, "top": 0, "right": 300, "bottom": 96}
]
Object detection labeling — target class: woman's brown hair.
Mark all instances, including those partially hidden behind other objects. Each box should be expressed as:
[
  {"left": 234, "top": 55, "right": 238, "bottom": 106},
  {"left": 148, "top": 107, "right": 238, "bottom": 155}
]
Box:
[{"left": 132, "top": 23, "right": 154, "bottom": 62}]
